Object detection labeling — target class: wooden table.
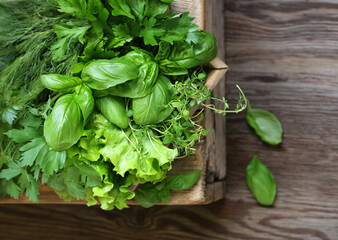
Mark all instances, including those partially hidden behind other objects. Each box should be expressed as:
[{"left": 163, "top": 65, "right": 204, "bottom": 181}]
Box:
[{"left": 0, "top": 0, "right": 337, "bottom": 239}]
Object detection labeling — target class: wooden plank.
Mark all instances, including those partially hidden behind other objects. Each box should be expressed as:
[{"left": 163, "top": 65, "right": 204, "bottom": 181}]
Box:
[
  {"left": 222, "top": 0, "right": 338, "bottom": 238},
  {"left": 203, "top": 0, "right": 227, "bottom": 190}
]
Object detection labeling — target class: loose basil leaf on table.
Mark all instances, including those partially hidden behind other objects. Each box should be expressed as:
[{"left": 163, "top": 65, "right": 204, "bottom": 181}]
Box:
[
  {"left": 96, "top": 49, "right": 159, "bottom": 98},
  {"left": 132, "top": 75, "right": 175, "bottom": 125},
  {"left": 134, "top": 170, "right": 202, "bottom": 208},
  {"left": 96, "top": 96, "right": 129, "bottom": 129},
  {"left": 246, "top": 156, "right": 276, "bottom": 206},
  {"left": 40, "top": 74, "right": 82, "bottom": 93},
  {"left": 81, "top": 59, "right": 138, "bottom": 90},
  {"left": 246, "top": 105, "right": 283, "bottom": 145}
]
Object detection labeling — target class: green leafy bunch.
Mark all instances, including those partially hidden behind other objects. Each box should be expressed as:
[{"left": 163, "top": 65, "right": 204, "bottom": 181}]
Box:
[{"left": 0, "top": 0, "right": 246, "bottom": 210}]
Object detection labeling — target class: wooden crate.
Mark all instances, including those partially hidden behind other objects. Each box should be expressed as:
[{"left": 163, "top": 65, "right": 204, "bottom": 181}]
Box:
[{"left": 0, "top": 0, "right": 228, "bottom": 205}]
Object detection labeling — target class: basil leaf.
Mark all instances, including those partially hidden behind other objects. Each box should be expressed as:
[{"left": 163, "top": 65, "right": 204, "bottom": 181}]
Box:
[
  {"left": 157, "top": 59, "right": 188, "bottom": 76},
  {"left": 73, "top": 85, "right": 94, "bottom": 123},
  {"left": 40, "top": 74, "right": 82, "bottom": 93},
  {"left": 134, "top": 170, "right": 202, "bottom": 207},
  {"left": 158, "top": 189, "right": 170, "bottom": 204},
  {"left": 165, "top": 170, "right": 202, "bottom": 191},
  {"left": 133, "top": 75, "right": 175, "bottom": 125},
  {"left": 158, "top": 31, "right": 217, "bottom": 74},
  {"left": 246, "top": 156, "right": 276, "bottom": 206},
  {"left": 81, "top": 59, "right": 138, "bottom": 90},
  {"left": 97, "top": 49, "right": 159, "bottom": 98},
  {"left": 44, "top": 94, "right": 83, "bottom": 151},
  {"left": 96, "top": 96, "right": 128, "bottom": 129},
  {"left": 134, "top": 183, "right": 159, "bottom": 208},
  {"left": 246, "top": 107, "right": 283, "bottom": 145}
]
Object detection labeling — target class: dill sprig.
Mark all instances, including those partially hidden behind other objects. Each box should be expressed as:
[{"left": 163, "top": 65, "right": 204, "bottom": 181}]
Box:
[{"left": 0, "top": 0, "right": 80, "bottom": 109}]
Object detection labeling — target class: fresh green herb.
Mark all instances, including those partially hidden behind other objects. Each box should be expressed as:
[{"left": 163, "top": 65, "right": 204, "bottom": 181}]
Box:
[
  {"left": 134, "top": 170, "right": 202, "bottom": 208},
  {"left": 0, "top": 0, "right": 247, "bottom": 210},
  {"left": 246, "top": 156, "right": 276, "bottom": 206},
  {"left": 100, "top": 49, "right": 159, "bottom": 98},
  {"left": 40, "top": 74, "right": 82, "bottom": 94},
  {"left": 246, "top": 103, "right": 283, "bottom": 145},
  {"left": 147, "top": 72, "right": 247, "bottom": 157},
  {"left": 132, "top": 75, "right": 175, "bottom": 125},
  {"left": 96, "top": 96, "right": 129, "bottom": 129},
  {"left": 81, "top": 59, "right": 139, "bottom": 90},
  {"left": 0, "top": 112, "right": 67, "bottom": 202},
  {"left": 156, "top": 31, "right": 217, "bottom": 75},
  {"left": 0, "top": 0, "right": 81, "bottom": 108},
  {"left": 43, "top": 86, "right": 94, "bottom": 151}
]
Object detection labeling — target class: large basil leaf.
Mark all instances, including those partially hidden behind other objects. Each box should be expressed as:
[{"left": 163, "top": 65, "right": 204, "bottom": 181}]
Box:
[
  {"left": 96, "top": 96, "right": 128, "bottom": 129},
  {"left": 158, "top": 31, "right": 217, "bottom": 75},
  {"left": 81, "top": 59, "right": 138, "bottom": 90},
  {"left": 246, "top": 156, "right": 277, "bottom": 206},
  {"left": 95, "top": 49, "right": 159, "bottom": 98},
  {"left": 44, "top": 94, "right": 83, "bottom": 151},
  {"left": 133, "top": 183, "right": 159, "bottom": 208},
  {"left": 40, "top": 74, "right": 82, "bottom": 93},
  {"left": 133, "top": 75, "right": 175, "bottom": 125},
  {"left": 246, "top": 107, "right": 283, "bottom": 145},
  {"left": 73, "top": 85, "right": 94, "bottom": 123},
  {"left": 157, "top": 59, "right": 188, "bottom": 76}
]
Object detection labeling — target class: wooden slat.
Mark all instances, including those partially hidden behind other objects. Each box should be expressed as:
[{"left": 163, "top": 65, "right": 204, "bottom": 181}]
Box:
[
  {"left": 209, "top": 57, "right": 229, "bottom": 69},
  {"left": 203, "top": 0, "right": 227, "bottom": 189},
  {"left": 222, "top": 0, "right": 338, "bottom": 238}
]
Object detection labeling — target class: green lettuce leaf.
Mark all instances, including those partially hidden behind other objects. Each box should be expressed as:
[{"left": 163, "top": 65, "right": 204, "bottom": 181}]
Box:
[
  {"left": 94, "top": 114, "right": 177, "bottom": 182},
  {"left": 88, "top": 162, "right": 136, "bottom": 210},
  {"left": 78, "top": 130, "right": 102, "bottom": 162}
]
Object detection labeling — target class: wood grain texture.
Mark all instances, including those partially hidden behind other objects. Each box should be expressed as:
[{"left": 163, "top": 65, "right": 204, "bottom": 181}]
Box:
[
  {"left": 1, "top": 0, "right": 338, "bottom": 239},
  {"left": 223, "top": 0, "right": 338, "bottom": 238},
  {"left": 0, "top": 0, "right": 228, "bottom": 205},
  {"left": 204, "top": 0, "right": 227, "bottom": 187}
]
